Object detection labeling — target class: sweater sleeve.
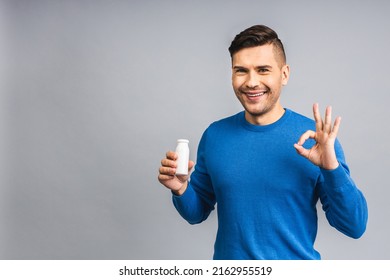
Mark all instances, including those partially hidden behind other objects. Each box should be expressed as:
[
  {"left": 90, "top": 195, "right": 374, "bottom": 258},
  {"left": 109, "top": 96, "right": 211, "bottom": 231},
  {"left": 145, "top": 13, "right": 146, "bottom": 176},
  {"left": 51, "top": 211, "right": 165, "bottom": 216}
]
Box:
[
  {"left": 318, "top": 140, "right": 368, "bottom": 239},
  {"left": 172, "top": 129, "right": 216, "bottom": 224}
]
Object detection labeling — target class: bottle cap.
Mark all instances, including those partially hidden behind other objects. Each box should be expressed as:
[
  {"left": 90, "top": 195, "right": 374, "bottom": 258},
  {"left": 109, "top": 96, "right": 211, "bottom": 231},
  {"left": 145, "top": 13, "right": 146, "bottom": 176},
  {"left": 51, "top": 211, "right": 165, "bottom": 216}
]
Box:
[{"left": 177, "top": 139, "right": 189, "bottom": 143}]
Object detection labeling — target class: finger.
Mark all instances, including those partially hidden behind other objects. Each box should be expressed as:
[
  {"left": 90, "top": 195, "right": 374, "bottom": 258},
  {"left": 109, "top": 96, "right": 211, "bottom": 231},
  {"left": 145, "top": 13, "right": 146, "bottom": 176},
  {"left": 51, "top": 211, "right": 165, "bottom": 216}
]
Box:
[
  {"left": 161, "top": 158, "right": 177, "bottom": 168},
  {"left": 313, "top": 103, "right": 323, "bottom": 131},
  {"left": 188, "top": 160, "right": 195, "bottom": 171},
  {"left": 166, "top": 151, "right": 178, "bottom": 160},
  {"left": 331, "top": 116, "right": 341, "bottom": 137},
  {"left": 293, "top": 143, "right": 310, "bottom": 158},
  {"left": 324, "top": 106, "right": 332, "bottom": 133},
  {"left": 296, "top": 130, "right": 316, "bottom": 146},
  {"left": 159, "top": 166, "right": 176, "bottom": 176},
  {"left": 158, "top": 173, "right": 175, "bottom": 182}
]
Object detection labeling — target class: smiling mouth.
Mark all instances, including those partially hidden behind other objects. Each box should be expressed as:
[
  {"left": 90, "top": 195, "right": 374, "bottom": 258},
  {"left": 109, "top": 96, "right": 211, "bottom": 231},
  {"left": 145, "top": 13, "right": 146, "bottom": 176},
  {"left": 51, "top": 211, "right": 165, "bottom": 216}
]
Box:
[
  {"left": 246, "top": 92, "right": 266, "bottom": 97},
  {"left": 243, "top": 90, "right": 268, "bottom": 99}
]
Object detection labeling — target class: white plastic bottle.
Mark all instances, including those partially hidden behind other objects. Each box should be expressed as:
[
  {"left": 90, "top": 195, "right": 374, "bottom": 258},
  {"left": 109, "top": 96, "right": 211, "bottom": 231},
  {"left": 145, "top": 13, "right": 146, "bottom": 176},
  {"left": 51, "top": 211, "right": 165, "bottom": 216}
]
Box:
[{"left": 175, "top": 139, "right": 189, "bottom": 175}]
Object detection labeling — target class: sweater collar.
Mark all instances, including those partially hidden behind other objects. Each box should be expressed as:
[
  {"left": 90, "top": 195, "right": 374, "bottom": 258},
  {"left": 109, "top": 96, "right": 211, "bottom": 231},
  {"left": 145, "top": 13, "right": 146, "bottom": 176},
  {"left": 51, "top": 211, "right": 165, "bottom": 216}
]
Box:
[{"left": 238, "top": 108, "right": 291, "bottom": 132}]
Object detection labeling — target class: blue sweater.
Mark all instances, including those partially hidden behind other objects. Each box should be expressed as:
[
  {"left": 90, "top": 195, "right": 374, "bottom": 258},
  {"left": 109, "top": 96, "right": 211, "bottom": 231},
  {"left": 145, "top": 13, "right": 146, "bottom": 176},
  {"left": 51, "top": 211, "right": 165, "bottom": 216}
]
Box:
[{"left": 172, "top": 109, "right": 368, "bottom": 260}]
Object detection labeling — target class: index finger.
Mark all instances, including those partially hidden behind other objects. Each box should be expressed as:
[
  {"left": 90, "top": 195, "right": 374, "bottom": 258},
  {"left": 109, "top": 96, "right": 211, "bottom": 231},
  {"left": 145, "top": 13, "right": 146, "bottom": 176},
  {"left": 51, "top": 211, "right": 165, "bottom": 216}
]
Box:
[{"left": 166, "top": 150, "right": 178, "bottom": 160}]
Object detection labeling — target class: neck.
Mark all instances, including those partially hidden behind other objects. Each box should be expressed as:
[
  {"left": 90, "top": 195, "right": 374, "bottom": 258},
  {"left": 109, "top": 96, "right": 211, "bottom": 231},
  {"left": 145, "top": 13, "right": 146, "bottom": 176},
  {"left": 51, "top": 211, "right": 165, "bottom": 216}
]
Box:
[{"left": 245, "top": 105, "right": 285, "bottom": 125}]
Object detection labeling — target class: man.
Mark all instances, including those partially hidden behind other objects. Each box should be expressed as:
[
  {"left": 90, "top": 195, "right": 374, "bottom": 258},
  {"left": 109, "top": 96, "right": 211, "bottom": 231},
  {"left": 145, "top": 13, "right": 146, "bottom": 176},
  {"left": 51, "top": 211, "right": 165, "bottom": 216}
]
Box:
[{"left": 158, "top": 25, "right": 368, "bottom": 259}]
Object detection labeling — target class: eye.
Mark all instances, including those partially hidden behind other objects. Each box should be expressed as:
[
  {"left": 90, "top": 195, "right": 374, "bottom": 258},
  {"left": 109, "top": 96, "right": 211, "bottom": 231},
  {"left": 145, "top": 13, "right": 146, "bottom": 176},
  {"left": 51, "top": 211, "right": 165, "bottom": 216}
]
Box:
[
  {"left": 234, "top": 68, "right": 248, "bottom": 76},
  {"left": 258, "top": 68, "right": 270, "bottom": 73}
]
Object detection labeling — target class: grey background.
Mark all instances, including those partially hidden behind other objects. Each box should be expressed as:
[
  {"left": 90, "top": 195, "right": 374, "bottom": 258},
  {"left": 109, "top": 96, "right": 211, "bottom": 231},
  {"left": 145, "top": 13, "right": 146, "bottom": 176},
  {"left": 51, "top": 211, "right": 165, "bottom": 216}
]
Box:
[{"left": 1, "top": 0, "right": 389, "bottom": 259}]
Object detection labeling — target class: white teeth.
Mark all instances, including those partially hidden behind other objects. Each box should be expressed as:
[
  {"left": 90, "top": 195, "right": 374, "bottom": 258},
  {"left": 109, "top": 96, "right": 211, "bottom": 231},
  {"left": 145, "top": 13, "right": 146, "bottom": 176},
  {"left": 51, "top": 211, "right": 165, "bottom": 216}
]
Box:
[{"left": 247, "top": 92, "right": 265, "bottom": 97}]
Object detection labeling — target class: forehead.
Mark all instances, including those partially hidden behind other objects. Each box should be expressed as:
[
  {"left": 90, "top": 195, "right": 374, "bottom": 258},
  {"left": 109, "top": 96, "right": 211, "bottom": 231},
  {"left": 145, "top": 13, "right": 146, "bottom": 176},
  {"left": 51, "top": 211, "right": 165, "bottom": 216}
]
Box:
[{"left": 232, "top": 44, "right": 279, "bottom": 67}]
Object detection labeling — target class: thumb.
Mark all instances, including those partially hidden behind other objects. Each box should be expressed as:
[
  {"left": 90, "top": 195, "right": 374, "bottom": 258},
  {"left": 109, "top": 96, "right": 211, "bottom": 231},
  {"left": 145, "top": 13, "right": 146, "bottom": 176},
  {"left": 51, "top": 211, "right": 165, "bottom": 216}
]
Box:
[
  {"left": 176, "top": 160, "right": 195, "bottom": 183},
  {"left": 188, "top": 160, "right": 195, "bottom": 172}
]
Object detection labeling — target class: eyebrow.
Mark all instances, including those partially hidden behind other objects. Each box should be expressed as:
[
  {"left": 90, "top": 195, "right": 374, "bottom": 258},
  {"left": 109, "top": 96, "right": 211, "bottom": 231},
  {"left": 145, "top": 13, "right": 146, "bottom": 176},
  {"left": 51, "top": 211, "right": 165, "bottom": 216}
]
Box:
[
  {"left": 232, "top": 65, "right": 273, "bottom": 70},
  {"left": 257, "top": 65, "right": 273, "bottom": 70}
]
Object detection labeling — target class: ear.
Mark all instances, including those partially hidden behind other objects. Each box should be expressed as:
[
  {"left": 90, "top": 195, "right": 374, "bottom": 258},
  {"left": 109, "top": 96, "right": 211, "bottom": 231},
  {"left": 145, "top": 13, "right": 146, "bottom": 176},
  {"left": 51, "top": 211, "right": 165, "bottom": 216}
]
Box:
[{"left": 281, "top": 64, "right": 290, "bottom": 86}]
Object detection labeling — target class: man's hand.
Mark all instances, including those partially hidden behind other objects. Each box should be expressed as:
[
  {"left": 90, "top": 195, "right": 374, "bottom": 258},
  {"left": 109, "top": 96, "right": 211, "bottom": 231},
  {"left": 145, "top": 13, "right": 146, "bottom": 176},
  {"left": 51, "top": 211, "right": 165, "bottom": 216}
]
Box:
[
  {"left": 158, "top": 151, "right": 195, "bottom": 196},
  {"left": 294, "top": 103, "right": 341, "bottom": 170}
]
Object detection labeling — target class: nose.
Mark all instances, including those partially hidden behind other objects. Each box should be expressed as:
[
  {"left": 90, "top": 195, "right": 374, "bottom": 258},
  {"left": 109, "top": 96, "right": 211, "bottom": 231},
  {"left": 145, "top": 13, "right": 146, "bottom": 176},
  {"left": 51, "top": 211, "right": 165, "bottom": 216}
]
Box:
[{"left": 245, "top": 71, "right": 259, "bottom": 88}]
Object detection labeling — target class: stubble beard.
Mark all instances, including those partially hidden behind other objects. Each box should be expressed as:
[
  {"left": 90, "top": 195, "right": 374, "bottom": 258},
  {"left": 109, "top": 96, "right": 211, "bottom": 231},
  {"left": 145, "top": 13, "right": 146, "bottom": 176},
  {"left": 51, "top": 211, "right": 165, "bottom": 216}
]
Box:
[{"left": 236, "top": 89, "right": 276, "bottom": 117}]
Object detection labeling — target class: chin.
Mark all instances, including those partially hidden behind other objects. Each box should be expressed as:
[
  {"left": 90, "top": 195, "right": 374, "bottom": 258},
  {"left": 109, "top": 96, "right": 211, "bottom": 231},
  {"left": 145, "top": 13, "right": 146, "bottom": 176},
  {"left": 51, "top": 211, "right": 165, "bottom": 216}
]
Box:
[
  {"left": 247, "top": 110, "right": 267, "bottom": 118},
  {"left": 244, "top": 105, "right": 269, "bottom": 116}
]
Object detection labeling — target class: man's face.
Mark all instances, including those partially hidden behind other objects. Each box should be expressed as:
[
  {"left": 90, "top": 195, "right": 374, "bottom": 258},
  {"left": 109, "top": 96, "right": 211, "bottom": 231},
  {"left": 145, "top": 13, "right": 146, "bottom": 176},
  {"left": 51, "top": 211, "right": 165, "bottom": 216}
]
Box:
[{"left": 232, "top": 44, "right": 290, "bottom": 125}]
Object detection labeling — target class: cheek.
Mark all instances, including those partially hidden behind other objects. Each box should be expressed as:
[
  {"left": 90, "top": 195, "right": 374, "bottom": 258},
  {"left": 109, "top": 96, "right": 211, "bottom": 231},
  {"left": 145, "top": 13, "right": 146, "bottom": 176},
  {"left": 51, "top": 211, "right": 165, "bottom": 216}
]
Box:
[
  {"left": 265, "top": 76, "right": 281, "bottom": 89},
  {"left": 232, "top": 77, "right": 242, "bottom": 90}
]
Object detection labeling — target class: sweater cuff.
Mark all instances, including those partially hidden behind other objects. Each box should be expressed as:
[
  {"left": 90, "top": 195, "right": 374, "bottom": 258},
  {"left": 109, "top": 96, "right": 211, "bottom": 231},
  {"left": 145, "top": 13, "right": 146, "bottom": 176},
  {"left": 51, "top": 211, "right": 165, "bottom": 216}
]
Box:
[
  {"left": 320, "top": 164, "right": 351, "bottom": 191},
  {"left": 172, "top": 182, "right": 195, "bottom": 201}
]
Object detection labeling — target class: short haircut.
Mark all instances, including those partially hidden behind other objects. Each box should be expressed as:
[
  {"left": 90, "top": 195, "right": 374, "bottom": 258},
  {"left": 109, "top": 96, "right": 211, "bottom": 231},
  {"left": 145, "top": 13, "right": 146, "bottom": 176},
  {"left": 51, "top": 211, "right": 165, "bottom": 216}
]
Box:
[{"left": 228, "top": 25, "right": 286, "bottom": 66}]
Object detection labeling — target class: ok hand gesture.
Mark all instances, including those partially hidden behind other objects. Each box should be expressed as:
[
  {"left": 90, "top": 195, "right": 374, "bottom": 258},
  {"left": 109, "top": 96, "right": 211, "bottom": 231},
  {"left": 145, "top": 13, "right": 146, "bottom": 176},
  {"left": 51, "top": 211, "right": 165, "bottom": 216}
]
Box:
[{"left": 294, "top": 103, "right": 341, "bottom": 170}]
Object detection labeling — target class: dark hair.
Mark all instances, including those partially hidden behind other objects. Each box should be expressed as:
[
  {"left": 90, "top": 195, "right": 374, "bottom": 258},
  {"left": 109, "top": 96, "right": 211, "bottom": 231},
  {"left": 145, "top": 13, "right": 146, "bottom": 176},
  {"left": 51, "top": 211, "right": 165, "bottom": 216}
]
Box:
[{"left": 228, "top": 25, "right": 286, "bottom": 65}]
